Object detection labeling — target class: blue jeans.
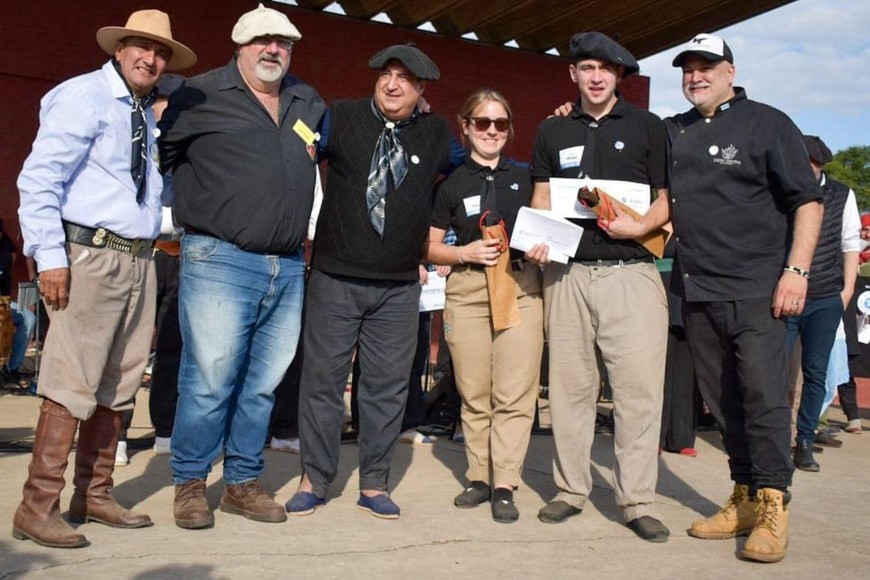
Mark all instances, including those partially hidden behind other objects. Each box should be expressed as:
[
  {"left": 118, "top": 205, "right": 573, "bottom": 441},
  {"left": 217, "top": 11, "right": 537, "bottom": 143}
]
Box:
[
  {"left": 171, "top": 235, "right": 305, "bottom": 485},
  {"left": 10, "top": 303, "right": 35, "bottom": 371},
  {"left": 787, "top": 294, "right": 844, "bottom": 443}
]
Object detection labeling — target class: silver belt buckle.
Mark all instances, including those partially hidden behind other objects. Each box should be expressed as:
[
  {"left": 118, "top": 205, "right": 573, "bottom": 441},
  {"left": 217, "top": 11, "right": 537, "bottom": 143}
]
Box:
[{"left": 92, "top": 228, "right": 107, "bottom": 247}]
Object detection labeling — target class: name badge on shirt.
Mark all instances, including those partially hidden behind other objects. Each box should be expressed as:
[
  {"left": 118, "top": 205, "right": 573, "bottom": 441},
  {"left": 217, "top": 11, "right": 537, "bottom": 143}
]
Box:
[
  {"left": 293, "top": 119, "right": 319, "bottom": 161},
  {"left": 463, "top": 195, "right": 481, "bottom": 216},
  {"left": 559, "top": 146, "right": 584, "bottom": 169}
]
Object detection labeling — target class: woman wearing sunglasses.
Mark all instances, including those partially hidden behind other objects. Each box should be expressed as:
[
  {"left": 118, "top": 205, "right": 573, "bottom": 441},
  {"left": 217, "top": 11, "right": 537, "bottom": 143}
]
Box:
[{"left": 425, "top": 89, "right": 544, "bottom": 523}]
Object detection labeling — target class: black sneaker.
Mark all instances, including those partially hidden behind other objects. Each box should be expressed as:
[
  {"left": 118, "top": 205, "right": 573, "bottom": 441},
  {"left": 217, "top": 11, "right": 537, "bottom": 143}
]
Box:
[
  {"left": 627, "top": 516, "right": 670, "bottom": 543},
  {"left": 454, "top": 481, "right": 490, "bottom": 508},
  {"left": 491, "top": 488, "right": 519, "bottom": 523}
]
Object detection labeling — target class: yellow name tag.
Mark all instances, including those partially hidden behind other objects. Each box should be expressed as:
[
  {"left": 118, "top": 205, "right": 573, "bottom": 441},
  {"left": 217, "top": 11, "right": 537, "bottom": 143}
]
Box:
[{"left": 293, "top": 119, "right": 316, "bottom": 145}]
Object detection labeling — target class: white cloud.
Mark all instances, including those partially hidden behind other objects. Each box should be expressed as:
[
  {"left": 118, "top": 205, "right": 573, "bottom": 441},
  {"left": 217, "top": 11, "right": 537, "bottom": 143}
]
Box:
[{"left": 640, "top": 0, "right": 870, "bottom": 151}]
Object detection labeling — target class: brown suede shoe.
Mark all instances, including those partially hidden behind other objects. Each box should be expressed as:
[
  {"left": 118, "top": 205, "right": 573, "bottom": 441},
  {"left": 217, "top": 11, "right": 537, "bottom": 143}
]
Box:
[
  {"left": 175, "top": 479, "right": 214, "bottom": 529},
  {"left": 220, "top": 480, "right": 287, "bottom": 523}
]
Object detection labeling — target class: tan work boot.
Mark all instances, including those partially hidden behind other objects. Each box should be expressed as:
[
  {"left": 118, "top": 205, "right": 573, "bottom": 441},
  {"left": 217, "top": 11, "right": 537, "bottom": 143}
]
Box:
[
  {"left": 220, "top": 480, "right": 287, "bottom": 523},
  {"left": 175, "top": 479, "right": 214, "bottom": 529},
  {"left": 688, "top": 483, "right": 756, "bottom": 539},
  {"left": 12, "top": 398, "right": 89, "bottom": 548},
  {"left": 68, "top": 406, "right": 152, "bottom": 528},
  {"left": 740, "top": 488, "right": 789, "bottom": 563}
]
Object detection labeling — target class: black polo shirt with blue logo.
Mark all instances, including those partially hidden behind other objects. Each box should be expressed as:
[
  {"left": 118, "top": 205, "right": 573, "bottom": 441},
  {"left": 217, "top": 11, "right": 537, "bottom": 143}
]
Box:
[
  {"left": 432, "top": 157, "right": 532, "bottom": 262},
  {"left": 531, "top": 97, "right": 669, "bottom": 261},
  {"left": 666, "top": 88, "right": 822, "bottom": 302}
]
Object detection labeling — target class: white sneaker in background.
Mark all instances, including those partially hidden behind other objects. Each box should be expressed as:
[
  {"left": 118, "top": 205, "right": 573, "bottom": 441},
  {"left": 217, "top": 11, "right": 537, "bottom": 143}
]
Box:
[
  {"left": 398, "top": 429, "right": 434, "bottom": 445},
  {"left": 270, "top": 436, "right": 301, "bottom": 454},
  {"left": 845, "top": 419, "right": 863, "bottom": 434},
  {"left": 115, "top": 440, "right": 129, "bottom": 466},
  {"left": 153, "top": 436, "right": 172, "bottom": 455}
]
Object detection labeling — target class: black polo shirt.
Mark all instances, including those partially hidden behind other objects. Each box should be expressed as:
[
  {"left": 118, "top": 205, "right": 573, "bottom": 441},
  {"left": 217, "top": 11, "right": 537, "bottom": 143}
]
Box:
[
  {"left": 160, "top": 58, "right": 327, "bottom": 255},
  {"left": 531, "top": 97, "right": 668, "bottom": 261},
  {"left": 666, "top": 88, "right": 822, "bottom": 302},
  {"left": 431, "top": 157, "right": 532, "bottom": 261}
]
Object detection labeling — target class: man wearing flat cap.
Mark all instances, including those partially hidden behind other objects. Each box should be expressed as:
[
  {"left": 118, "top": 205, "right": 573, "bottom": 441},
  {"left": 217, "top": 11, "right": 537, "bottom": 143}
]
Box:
[
  {"left": 789, "top": 135, "right": 859, "bottom": 471},
  {"left": 601, "top": 32, "right": 823, "bottom": 562},
  {"left": 527, "top": 31, "right": 670, "bottom": 542},
  {"left": 288, "top": 43, "right": 460, "bottom": 519},
  {"left": 159, "top": 3, "right": 326, "bottom": 529},
  {"left": 15, "top": 9, "right": 195, "bottom": 548}
]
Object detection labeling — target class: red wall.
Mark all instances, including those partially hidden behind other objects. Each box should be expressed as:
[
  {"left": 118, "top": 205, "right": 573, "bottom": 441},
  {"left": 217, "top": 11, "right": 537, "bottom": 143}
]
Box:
[{"left": 0, "top": 0, "right": 649, "bottom": 289}]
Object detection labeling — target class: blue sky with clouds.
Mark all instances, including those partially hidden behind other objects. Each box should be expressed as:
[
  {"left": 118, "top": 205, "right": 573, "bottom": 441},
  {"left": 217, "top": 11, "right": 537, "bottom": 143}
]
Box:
[{"left": 638, "top": 0, "right": 870, "bottom": 153}]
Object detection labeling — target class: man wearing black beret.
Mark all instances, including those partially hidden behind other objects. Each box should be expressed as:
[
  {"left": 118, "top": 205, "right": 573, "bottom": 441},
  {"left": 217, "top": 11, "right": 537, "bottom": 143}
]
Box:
[
  {"left": 527, "top": 31, "right": 670, "bottom": 542},
  {"left": 289, "top": 43, "right": 461, "bottom": 519}
]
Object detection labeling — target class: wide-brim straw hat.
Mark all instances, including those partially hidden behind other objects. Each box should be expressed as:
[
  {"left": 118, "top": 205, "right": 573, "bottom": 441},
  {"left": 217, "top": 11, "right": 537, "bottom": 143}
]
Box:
[{"left": 96, "top": 9, "right": 197, "bottom": 71}]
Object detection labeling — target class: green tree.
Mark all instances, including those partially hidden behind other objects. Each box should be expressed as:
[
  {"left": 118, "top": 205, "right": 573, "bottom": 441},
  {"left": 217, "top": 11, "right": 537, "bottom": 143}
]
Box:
[{"left": 826, "top": 145, "right": 870, "bottom": 210}]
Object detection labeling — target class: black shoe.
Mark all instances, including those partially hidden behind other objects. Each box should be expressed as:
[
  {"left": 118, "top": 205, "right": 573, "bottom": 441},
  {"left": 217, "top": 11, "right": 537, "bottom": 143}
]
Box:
[
  {"left": 627, "top": 516, "right": 670, "bottom": 543},
  {"left": 454, "top": 481, "right": 490, "bottom": 508},
  {"left": 537, "top": 500, "right": 581, "bottom": 523},
  {"left": 814, "top": 429, "right": 843, "bottom": 448},
  {"left": 794, "top": 440, "right": 820, "bottom": 472},
  {"left": 491, "top": 488, "right": 519, "bottom": 523}
]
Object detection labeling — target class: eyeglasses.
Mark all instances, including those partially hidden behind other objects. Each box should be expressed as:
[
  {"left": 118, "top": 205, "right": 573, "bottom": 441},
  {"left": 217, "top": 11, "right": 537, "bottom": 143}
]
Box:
[
  {"left": 251, "top": 36, "right": 294, "bottom": 50},
  {"left": 467, "top": 117, "right": 510, "bottom": 132}
]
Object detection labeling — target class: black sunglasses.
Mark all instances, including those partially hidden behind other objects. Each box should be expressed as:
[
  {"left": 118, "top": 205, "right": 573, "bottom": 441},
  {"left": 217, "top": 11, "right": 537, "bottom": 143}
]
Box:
[{"left": 467, "top": 117, "right": 510, "bottom": 132}]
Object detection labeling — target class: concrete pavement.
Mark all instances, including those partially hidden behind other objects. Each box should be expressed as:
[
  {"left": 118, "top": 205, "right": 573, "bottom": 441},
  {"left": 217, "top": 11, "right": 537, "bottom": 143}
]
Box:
[{"left": 1, "top": 387, "right": 869, "bottom": 579}]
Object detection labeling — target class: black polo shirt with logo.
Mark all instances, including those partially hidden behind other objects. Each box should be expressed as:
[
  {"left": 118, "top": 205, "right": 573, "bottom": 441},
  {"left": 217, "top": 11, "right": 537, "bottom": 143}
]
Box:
[
  {"left": 531, "top": 97, "right": 668, "bottom": 261},
  {"left": 432, "top": 157, "right": 532, "bottom": 262},
  {"left": 666, "top": 88, "right": 822, "bottom": 302}
]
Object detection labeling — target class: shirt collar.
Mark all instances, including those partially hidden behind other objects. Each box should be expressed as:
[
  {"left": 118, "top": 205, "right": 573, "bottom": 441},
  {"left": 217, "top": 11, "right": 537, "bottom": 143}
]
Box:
[
  {"left": 465, "top": 156, "right": 510, "bottom": 174},
  {"left": 219, "top": 57, "right": 307, "bottom": 101},
  {"left": 710, "top": 87, "right": 747, "bottom": 116},
  {"left": 571, "top": 93, "right": 628, "bottom": 122},
  {"left": 102, "top": 60, "right": 136, "bottom": 103}
]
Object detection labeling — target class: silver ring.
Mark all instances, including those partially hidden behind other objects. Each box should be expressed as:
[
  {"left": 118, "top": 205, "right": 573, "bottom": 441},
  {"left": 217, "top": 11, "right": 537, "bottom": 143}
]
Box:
[{"left": 791, "top": 300, "right": 799, "bottom": 305}]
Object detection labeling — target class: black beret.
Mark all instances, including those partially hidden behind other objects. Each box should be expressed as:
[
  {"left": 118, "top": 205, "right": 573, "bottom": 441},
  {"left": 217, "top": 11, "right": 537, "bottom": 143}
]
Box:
[
  {"left": 568, "top": 32, "right": 639, "bottom": 76},
  {"left": 803, "top": 135, "right": 833, "bottom": 165},
  {"left": 368, "top": 44, "right": 440, "bottom": 81}
]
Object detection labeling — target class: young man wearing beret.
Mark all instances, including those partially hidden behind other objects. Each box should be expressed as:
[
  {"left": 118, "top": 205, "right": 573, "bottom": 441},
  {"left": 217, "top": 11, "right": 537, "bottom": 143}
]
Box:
[{"left": 527, "top": 31, "right": 670, "bottom": 542}]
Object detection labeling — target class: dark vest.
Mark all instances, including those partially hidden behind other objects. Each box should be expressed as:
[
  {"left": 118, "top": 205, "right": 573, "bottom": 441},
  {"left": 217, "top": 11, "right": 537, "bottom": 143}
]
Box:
[
  {"left": 312, "top": 98, "right": 452, "bottom": 281},
  {"left": 808, "top": 175, "right": 850, "bottom": 298}
]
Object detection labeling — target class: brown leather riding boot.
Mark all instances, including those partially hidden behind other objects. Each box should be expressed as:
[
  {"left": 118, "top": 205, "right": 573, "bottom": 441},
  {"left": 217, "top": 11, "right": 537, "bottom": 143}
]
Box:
[
  {"left": 12, "top": 398, "right": 89, "bottom": 548},
  {"left": 68, "top": 406, "right": 152, "bottom": 528}
]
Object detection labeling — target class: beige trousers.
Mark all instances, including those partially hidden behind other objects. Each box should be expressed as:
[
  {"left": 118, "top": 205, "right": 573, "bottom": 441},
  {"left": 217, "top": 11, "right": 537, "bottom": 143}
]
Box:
[
  {"left": 39, "top": 242, "right": 155, "bottom": 420},
  {"left": 543, "top": 261, "right": 667, "bottom": 521},
  {"left": 444, "top": 264, "right": 544, "bottom": 488}
]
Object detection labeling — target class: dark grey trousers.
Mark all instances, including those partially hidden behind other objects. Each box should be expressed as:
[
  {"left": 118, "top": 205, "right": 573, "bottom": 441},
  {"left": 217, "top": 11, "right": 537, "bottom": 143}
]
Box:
[{"left": 298, "top": 269, "right": 420, "bottom": 496}]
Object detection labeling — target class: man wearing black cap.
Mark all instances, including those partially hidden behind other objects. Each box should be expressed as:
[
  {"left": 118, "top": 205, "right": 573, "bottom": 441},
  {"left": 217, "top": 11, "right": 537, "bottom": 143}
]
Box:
[
  {"left": 789, "top": 135, "right": 860, "bottom": 471},
  {"left": 288, "top": 43, "right": 459, "bottom": 519},
  {"left": 528, "top": 32, "right": 670, "bottom": 542},
  {"left": 605, "top": 33, "right": 823, "bottom": 563}
]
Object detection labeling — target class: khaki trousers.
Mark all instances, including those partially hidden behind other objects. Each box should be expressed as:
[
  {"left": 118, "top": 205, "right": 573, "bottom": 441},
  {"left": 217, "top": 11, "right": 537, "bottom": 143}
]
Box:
[
  {"left": 444, "top": 264, "right": 544, "bottom": 488},
  {"left": 543, "top": 261, "right": 667, "bottom": 521},
  {"left": 39, "top": 243, "right": 155, "bottom": 420}
]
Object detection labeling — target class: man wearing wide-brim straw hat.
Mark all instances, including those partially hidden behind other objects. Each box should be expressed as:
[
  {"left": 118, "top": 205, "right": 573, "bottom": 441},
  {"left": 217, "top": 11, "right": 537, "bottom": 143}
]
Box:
[{"left": 15, "top": 9, "right": 195, "bottom": 549}]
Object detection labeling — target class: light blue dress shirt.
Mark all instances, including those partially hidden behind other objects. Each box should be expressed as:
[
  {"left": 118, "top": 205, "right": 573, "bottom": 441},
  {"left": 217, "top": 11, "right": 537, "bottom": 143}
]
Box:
[{"left": 18, "top": 61, "right": 168, "bottom": 271}]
